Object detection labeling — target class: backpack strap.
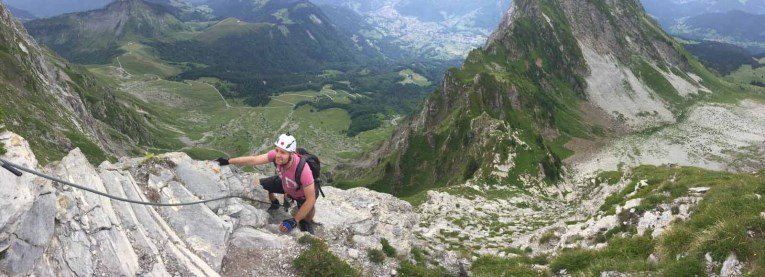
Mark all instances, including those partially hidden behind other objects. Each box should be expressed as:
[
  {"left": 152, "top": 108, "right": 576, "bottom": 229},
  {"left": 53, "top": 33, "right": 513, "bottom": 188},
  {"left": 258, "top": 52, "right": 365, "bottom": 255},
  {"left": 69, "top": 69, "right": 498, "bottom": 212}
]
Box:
[
  {"left": 317, "top": 179, "right": 325, "bottom": 198},
  {"left": 295, "top": 156, "right": 307, "bottom": 190}
]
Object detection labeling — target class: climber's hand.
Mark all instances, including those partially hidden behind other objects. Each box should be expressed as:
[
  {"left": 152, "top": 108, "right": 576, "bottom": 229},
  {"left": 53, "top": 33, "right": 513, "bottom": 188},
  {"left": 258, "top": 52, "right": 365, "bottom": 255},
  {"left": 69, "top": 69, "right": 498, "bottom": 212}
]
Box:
[
  {"left": 215, "top": 157, "right": 230, "bottom": 166},
  {"left": 280, "top": 218, "right": 297, "bottom": 233}
]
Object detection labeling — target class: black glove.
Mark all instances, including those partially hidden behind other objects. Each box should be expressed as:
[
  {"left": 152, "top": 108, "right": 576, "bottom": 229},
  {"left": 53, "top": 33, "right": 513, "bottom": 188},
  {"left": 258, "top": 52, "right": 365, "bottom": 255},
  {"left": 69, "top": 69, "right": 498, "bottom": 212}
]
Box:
[{"left": 215, "top": 157, "right": 230, "bottom": 166}]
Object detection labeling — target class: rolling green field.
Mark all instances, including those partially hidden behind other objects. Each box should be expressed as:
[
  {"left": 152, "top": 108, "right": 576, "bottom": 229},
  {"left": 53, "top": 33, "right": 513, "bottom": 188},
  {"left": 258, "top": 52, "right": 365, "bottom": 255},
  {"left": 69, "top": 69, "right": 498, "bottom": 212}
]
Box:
[
  {"left": 398, "top": 69, "right": 432, "bottom": 87},
  {"left": 726, "top": 64, "right": 765, "bottom": 85},
  {"left": 724, "top": 57, "right": 765, "bottom": 85},
  {"left": 114, "top": 42, "right": 184, "bottom": 77}
]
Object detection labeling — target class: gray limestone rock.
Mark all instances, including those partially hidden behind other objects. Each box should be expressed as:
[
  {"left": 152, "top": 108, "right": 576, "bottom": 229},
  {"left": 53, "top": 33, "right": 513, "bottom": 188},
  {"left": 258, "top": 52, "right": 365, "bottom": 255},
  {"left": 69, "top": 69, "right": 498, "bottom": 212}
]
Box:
[
  {"left": 158, "top": 181, "right": 229, "bottom": 271},
  {"left": 16, "top": 193, "right": 56, "bottom": 246},
  {"left": 0, "top": 132, "right": 36, "bottom": 236},
  {"left": 720, "top": 253, "right": 743, "bottom": 277},
  {"left": 0, "top": 133, "right": 435, "bottom": 276},
  {"left": 0, "top": 192, "right": 56, "bottom": 275}
]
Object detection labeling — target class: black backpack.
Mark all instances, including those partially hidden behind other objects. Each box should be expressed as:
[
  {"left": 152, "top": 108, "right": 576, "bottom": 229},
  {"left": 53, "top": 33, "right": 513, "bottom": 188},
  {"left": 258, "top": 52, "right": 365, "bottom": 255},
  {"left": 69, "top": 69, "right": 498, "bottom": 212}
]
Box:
[{"left": 274, "top": 148, "right": 325, "bottom": 197}]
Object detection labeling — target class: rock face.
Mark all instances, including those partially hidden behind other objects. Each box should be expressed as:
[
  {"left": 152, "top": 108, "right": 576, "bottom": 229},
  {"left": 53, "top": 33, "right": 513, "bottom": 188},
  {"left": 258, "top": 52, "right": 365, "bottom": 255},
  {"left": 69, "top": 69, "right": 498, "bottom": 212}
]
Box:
[{"left": 0, "top": 131, "right": 421, "bottom": 276}]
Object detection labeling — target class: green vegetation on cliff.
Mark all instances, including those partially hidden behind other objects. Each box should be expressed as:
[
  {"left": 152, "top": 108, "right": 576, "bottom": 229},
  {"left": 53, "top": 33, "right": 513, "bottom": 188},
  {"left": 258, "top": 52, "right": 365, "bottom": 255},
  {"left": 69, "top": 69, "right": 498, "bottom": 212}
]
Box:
[{"left": 340, "top": 0, "right": 593, "bottom": 199}]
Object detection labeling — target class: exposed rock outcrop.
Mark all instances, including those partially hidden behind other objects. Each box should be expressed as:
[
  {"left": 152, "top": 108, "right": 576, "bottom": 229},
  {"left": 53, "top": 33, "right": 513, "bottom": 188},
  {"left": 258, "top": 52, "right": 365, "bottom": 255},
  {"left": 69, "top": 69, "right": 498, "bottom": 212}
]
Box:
[{"left": 0, "top": 131, "right": 423, "bottom": 276}]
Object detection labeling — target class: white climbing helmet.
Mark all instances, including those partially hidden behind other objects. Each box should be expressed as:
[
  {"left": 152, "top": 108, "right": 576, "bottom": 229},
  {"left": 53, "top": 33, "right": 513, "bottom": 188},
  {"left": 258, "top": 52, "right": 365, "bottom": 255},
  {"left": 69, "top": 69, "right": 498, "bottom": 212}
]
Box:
[{"left": 274, "top": 133, "right": 297, "bottom": 152}]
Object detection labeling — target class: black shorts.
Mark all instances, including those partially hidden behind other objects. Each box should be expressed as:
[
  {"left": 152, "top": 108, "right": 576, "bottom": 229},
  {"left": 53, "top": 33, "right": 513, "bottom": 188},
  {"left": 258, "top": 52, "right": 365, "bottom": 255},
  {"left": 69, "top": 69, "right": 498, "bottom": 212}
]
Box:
[{"left": 259, "top": 176, "right": 319, "bottom": 208}]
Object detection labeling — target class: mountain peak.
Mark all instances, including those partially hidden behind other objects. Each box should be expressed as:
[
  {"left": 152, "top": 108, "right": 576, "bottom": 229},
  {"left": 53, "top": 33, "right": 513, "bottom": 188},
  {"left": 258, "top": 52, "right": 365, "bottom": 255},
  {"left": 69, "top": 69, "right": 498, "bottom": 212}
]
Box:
[
  {"left": 24, "top": 0, "right": 186, "bottom": 64},
  {"left": 357, "top": 0, "right": 714, "bottom": 200}
]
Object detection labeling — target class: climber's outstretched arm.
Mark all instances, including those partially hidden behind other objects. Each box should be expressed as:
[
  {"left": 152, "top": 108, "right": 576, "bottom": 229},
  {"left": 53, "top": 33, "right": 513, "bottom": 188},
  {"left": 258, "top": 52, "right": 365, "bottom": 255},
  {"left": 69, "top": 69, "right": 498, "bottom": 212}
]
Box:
[{"left": 228, "top": 153, "right": 270, "bottom": 166}]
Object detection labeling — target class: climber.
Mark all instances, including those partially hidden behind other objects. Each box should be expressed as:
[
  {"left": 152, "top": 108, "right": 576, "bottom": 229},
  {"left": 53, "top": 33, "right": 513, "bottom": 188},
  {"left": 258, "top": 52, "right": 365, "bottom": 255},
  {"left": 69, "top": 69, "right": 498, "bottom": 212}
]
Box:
[{"left": 216, "top": 133, "right": 318, "bottom": 234}]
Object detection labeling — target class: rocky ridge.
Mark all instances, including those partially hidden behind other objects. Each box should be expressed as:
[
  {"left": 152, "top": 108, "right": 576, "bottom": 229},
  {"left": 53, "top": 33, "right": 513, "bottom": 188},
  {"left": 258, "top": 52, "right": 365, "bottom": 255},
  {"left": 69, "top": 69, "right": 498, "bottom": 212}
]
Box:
[{"left": 0, "top": 131, "right": 435, "bottom": 276}]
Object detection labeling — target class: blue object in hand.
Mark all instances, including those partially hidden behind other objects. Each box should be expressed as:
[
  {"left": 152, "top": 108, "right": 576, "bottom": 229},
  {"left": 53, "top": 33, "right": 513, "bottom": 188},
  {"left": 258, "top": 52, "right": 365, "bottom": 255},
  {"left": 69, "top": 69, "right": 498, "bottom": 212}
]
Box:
[{"left": 281, "top": 218, "right": 297, "bottom": 232}]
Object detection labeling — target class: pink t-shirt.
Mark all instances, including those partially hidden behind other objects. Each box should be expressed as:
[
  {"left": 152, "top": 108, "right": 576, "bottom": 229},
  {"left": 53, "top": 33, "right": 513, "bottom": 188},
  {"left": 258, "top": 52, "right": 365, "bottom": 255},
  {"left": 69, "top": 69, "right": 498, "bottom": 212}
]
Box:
[{"left": 267, "top": 150, "right": 315, "bottom": 199}]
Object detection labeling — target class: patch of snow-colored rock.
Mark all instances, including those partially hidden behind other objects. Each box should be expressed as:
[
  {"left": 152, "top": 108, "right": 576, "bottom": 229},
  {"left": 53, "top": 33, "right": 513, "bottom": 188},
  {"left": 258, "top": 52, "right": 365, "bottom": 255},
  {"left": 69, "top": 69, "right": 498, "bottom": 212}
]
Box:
[{"left": 578, "top": 41, "right": 676, "bottom": 130}]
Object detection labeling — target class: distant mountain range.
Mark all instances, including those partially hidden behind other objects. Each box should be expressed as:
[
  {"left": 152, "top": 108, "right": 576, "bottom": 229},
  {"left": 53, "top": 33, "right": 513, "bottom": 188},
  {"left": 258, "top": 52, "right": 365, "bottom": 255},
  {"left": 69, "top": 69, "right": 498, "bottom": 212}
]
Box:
[
  {"left": 638, "top": 0, "right": 765, "bottom": 53},
  {"left": 642, "top": 0, "right": 765, "bottom": 27},
  {"left": 8, "top": 0, "right": 510, "bottom": 61},
  {"left": 2, "top": 0, "right": 207, "bottom": 20},
  {"left": 150, "top": 0, "right": 371, "bottom": 79},
  {"left": 671, "top": 10, "right": 765, "bottom": 54},
  {"left": 2, "top": 0, "right": 112, "bottom": 18},
  {"left": 22, "top": 0, "right": 444, "bottom": 130},
  {"left": 5, "top": 5, "right": 35, "bottom": 21}
]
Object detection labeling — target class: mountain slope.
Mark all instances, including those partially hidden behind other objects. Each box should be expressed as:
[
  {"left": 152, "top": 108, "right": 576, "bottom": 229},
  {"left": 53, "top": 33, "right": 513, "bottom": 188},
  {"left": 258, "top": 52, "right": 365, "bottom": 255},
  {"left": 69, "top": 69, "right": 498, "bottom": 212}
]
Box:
[
  {"left": 24, "top": 0, "right": 188, "bottom": 64},
  {"left": 205, "top": 0, "right": 312, "bottom": 23},
  {"left": 146, "top": 0, "right": 405, "bottom": 96},
  {"left": 0, "top": 2, "right": 158, "bottom": 164},
  {"left": 329, "top": 0, "right": 765, "bottom": 272},
  {"left": 341, "top": 0, "right": 717, "bottom": 200},
  {"left": 153, "top": 0, "right": 361, "bottom": 76}
]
